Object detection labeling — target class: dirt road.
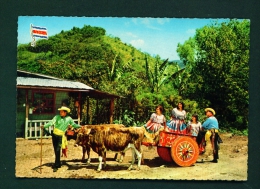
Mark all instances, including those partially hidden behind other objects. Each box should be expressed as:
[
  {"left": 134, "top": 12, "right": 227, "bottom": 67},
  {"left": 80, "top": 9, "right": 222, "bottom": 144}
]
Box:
[{"left": 15, "top": 133, "right": 247, "bottom": 180}]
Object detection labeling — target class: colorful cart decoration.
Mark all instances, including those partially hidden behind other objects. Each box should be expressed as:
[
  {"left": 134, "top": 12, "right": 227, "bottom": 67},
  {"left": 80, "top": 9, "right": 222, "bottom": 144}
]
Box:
[{"left": 143, "top": 129, "right": 203, "bottom": 167}]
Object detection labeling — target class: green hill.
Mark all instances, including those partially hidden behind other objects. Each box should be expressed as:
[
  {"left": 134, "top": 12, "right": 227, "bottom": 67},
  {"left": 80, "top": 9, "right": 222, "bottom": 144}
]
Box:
[
  {"left": 18, "top": 25, "right": 164, "bottom": 89},
  {"left": 17, "top": 25, "right": 185, "bottom": 125}
]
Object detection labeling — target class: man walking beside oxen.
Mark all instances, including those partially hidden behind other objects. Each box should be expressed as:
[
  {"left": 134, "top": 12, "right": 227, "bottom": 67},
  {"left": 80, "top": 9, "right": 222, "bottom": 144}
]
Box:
[
  {"left": 41, "top": 106, "right": 81, "bottom": 172},
  {"left": 197, "top": 108, "right": 220, "bottom": 163}
]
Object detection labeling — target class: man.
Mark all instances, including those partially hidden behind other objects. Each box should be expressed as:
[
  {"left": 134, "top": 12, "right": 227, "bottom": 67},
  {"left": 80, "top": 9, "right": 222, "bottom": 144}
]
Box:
[
  {"left": 197, "top": 108, "right": 219, "bottom": 163},
  {"left": 41, "top": 106, "right": 81, "bottom": 172}
]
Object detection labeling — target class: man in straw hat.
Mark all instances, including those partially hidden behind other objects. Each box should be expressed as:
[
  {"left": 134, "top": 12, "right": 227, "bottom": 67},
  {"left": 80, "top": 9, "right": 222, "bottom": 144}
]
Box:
[
  {"left": 197, "top": 108, "right": 220, "bottom": 163},
  {"left": 41, "top": 106, "right": 81, "bottom": 172}
]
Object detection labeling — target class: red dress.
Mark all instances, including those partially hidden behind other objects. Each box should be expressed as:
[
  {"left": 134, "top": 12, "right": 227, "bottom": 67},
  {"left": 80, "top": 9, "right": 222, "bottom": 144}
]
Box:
[{"left": 145, "top": 113, "right": 166, "bottom": 132}]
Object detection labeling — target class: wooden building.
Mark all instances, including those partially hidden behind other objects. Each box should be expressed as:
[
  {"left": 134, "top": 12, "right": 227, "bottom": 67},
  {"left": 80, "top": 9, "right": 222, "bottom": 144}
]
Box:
[{"left": 17, "top": 70, "right": 122, "bottom": 139}]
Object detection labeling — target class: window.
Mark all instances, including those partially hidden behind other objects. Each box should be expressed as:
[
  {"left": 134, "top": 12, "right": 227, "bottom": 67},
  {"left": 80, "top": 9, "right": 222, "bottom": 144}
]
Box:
[{"left": 32, "top": 91, "right": 55, "bottom": 114}]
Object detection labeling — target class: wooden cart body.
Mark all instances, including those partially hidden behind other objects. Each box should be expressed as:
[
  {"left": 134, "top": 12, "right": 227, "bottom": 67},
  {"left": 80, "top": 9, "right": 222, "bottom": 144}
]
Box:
[{"left": 143, "top": 130, "right": 204, "bottom": 167}]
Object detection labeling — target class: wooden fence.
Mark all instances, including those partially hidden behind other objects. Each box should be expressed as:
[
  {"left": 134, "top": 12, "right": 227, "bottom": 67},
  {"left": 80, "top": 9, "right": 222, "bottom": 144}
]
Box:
[{"left": 25, "top": 119, "right": 79, "bottom": 139}]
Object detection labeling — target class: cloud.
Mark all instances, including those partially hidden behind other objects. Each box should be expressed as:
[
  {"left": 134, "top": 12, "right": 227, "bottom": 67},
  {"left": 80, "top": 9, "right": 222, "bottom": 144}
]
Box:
[
  {"left": 186, "top": 29, "right": 196, "bottom": 34},
  {"left": 141, "top": 18, "right": 161, "bottom": 30},
  {"left": 124, "top": 21, "right": 131, "bottom": 27},
  {"left": 131, "top": 18, "right": 138, "bottom": 25},
  {"left": 141, "top": 18, "right": 151, "bottom": 26},
  {"left": 156, "top": 18, "right": 170, "bottom": 25},
  {"left": 131, "top": 18, "right": 162, "bottom": 30},
  {"left": 126, "top": 32, "right": 137, "bottom": 38},
  {"left": 130, "top": 39, "right": 145, "bottom": 47}
]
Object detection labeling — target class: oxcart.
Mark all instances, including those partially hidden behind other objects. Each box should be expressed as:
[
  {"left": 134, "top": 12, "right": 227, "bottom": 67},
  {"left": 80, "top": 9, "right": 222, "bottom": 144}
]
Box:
[{"left": 142, "top": 129, "right": 204, "bottom": 167}]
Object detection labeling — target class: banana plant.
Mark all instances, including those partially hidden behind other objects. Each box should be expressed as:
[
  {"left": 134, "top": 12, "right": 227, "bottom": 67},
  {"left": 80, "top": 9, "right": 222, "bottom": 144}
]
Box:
[{"left": 145, "top": 55, "right": 185, "bottom": 93}]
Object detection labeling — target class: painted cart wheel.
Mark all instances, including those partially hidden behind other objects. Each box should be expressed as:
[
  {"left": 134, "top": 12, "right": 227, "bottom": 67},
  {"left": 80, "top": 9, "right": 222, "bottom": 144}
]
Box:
[
  {"left": 171, "top": 136, "right": 199, "bottom": 167},
  {"left": 157, "top": 146, "right": 173, "bottom": 162}
]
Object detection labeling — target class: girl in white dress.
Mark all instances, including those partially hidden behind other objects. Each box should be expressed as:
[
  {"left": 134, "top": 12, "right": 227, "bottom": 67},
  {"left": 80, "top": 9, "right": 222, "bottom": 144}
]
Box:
[{"left": 187, "top": 114, "right": 202, "bottom": 136}]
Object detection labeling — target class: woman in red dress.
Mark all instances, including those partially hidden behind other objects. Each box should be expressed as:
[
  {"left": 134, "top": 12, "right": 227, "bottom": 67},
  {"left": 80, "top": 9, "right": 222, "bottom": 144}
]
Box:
[{"left": 145, "top": 105, "right": 167, "bottom": 133}]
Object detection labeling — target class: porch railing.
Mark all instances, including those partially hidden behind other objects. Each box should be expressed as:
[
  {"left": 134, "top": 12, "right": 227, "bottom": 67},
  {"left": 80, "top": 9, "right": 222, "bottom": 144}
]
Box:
[{"left": 25, "top": 119, "right": 79, "bottom": 139}]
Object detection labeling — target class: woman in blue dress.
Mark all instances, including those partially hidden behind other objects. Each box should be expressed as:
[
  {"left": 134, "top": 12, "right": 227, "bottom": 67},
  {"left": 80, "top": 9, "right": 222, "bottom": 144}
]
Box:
[{"left": 166, "top": 102, "right": 187, "bottom": 133}]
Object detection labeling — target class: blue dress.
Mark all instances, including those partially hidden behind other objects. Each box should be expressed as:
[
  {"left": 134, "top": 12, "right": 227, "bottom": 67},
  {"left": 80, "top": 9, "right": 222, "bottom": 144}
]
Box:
[{"left": 166, "top": 108, "right": 187, "bottom": 133}]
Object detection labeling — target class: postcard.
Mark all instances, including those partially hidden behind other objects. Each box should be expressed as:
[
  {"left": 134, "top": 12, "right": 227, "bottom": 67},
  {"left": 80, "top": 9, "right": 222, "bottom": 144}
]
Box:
[{"left": 16, "top": 16, "right": 249, "bottom": 180}]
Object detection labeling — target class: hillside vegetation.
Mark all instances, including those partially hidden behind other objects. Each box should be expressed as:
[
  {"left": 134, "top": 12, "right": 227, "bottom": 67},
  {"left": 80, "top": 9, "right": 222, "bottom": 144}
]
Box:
[{"left": 17, "top": 20, "right": 249, "bottom": 134}]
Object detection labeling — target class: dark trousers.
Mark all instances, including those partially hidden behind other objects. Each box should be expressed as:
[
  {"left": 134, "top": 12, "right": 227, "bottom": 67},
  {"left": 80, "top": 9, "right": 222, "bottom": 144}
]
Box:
[
  {"left": 52, "top": 133, "right": 62, "bottom": 167},
  {"left": 196, "top": 130, "right": 205, "bottom": 145},
  {"left": 213, "top": 132, "right": 219, "bottom": 160},
  {"left": 196, "top": 130, "right": 219, "bottom": 160}
]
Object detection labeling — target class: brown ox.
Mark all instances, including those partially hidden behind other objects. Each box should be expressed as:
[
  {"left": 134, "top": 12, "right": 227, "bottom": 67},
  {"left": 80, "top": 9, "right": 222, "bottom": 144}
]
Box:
[
  {"left": 73, "top": 124, "right": 125, "bottom": 164},
  {"left": 112, "top": 126, "right": 164, "bottom": 164},
  {"left": 75, "top": 125, "right": 145, "bottom": 172},
  {"left": 141, "top": 127, "right": 164, "bottom": 146}
]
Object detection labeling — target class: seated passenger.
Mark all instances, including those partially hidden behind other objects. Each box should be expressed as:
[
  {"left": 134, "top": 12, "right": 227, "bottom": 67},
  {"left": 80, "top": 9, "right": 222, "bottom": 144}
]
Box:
[
  {"left": 144, "top": 105, "right": 167, "bottom": 133},
  {"left": 187, "top": 114, "right": 202, "bottom": 136},
  {"left": 166, "top": 102, "right": 187, "bottom": 133}
]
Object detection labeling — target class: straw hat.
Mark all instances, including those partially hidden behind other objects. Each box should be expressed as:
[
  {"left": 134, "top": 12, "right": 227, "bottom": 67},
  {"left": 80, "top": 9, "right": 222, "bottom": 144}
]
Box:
[
  {"left": 205, "top": 108, "right": 215, "bottom": 115},
  {"left": 58, "top": 106, "right": 70, "bottom": 113}
]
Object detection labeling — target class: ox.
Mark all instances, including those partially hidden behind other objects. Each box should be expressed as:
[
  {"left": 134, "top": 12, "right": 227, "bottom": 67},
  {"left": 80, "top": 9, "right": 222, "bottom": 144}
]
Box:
[
  {"left": 74, "top": 125, "right": 145, "bottom": 172},
  {"left": 141, "top": 127, "right": 164, "bottom": 147},
  {"left": 71, "top": 124, "right": 125, "bottom": 164}
]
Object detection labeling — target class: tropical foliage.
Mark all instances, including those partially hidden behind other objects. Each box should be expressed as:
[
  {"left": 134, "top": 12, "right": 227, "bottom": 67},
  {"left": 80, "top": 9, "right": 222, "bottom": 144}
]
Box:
[
  {"left": 17, "top": 20, "right": 250, "bottom": 133},
  {"left": 177, "top": 19, "right": 250, "bottom": 130}
]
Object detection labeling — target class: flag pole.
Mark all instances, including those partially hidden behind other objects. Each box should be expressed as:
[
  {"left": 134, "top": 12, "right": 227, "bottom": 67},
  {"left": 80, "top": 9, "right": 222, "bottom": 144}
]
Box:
[{"left": 30, "top": 24, "right": 36, "bottom": 47}]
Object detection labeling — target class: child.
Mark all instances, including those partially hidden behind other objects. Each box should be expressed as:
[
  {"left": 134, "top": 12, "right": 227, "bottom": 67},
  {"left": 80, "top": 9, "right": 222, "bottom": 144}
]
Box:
[{"left": 187, "top": 114, "right": 202, "bottom": 136}]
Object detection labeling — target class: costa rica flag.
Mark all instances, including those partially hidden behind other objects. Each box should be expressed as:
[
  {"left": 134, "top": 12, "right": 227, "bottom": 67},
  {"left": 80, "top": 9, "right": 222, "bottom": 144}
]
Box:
[{"left": 30, "top": 24, "right": 48, "bottom": 39}]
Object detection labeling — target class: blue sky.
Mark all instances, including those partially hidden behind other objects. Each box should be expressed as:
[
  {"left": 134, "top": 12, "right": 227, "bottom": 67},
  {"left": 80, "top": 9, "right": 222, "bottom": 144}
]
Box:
[{"left": 18, "top": 16, "right": 232, "bottom": 60}]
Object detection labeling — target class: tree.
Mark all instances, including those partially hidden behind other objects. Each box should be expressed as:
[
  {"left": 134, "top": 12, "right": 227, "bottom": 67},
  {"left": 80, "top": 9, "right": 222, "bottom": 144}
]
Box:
[
  {"left": 177, "top": 37, "right": 196, "bottom": 66},
  {"left": 178, "top": 19, "right": 250, "bottom": 130},
  {"left": 144, "top": 54, "right": 184, "bottom": 93}
]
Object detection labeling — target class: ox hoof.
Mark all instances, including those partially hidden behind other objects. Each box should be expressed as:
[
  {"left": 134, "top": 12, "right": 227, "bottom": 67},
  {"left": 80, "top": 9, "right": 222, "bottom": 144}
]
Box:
[
  {"left": 116, "top": 159, "right": 123, "bottom": 163},
  {"left": 96, "top": 169, "right": 101, "bottom": 173}
]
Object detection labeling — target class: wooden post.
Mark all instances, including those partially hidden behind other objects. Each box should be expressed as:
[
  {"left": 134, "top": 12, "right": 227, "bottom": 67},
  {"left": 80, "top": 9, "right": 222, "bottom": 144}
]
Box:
[
  {"left": 77, "top": 92, "right": 81, "bottom": 124},
  {"left": 25, "top": 90, "right": 29, "bottom": 139},
  {"left": 109, "top": 98, "right": 115, "bottom": 124},
  {"left": 96, "top": 99, "right": 99, "bottom": 124},
  {"left": 40, "top": 127, "right": 43, "bottom": 174},
  {"left": 86, "top": 96, "right": 89, "bottom": 124}
]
